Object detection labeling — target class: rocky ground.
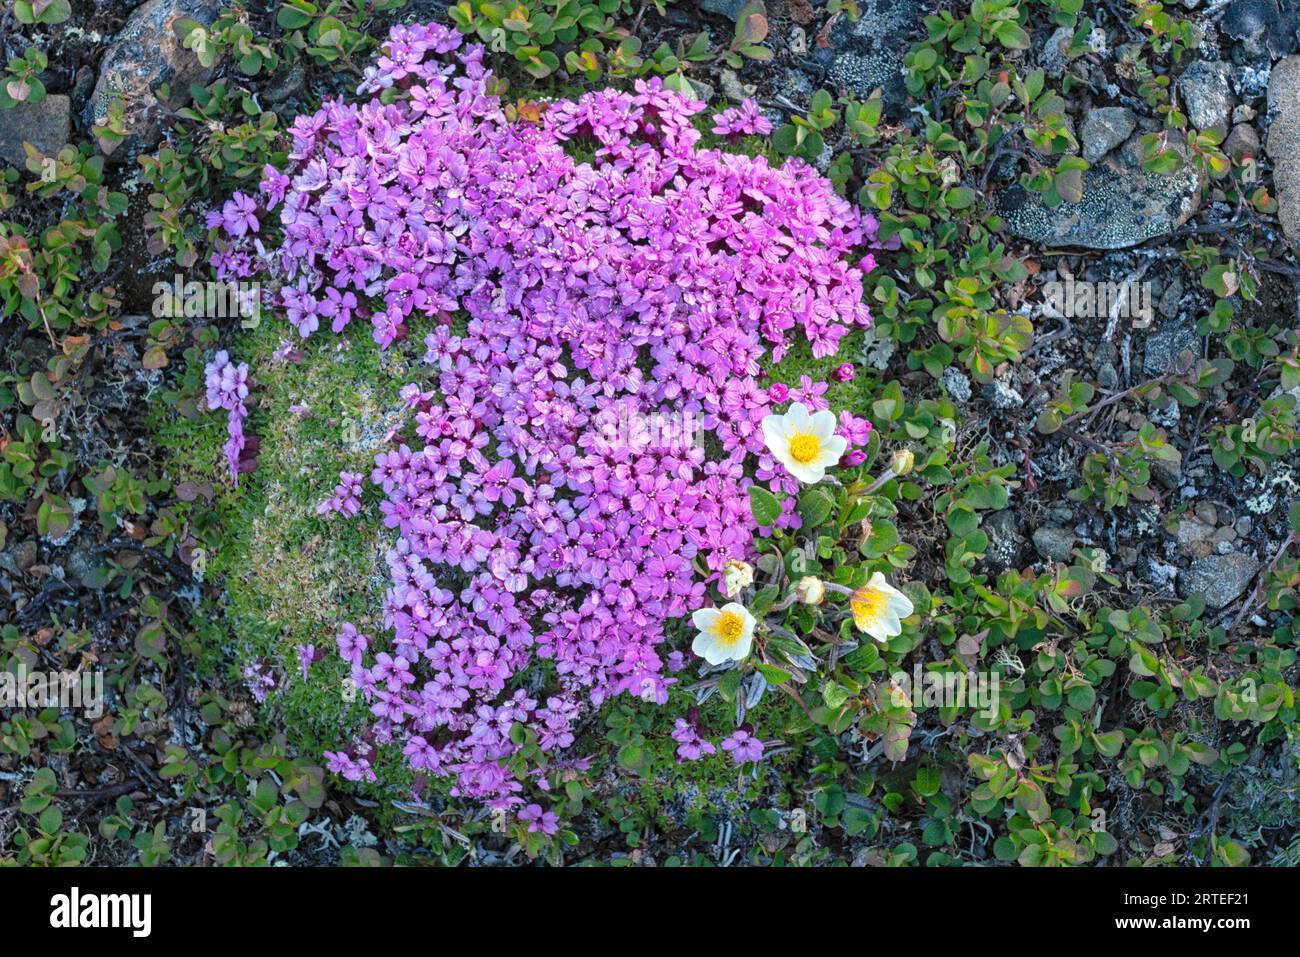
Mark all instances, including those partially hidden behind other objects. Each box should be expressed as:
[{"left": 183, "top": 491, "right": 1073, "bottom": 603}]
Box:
[{"left": 1, "top": 0, "right": 1298, "bottom": 866}]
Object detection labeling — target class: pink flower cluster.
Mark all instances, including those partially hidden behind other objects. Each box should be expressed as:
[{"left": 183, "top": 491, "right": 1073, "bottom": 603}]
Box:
[
  {"left": 207, "top": 22, "right": 878, "bottom": 806},
  {"left": 711, "top": 100, "right": 774, "bottom": 141},
  {"left": 203, "top": 350, "right": 258, "bottom": 484},
  {"left": 316, "top": 470, "right": 364, "bottom": 518},
  {"left": 672, "top": 714, "right": 764, "bottom": 765}
]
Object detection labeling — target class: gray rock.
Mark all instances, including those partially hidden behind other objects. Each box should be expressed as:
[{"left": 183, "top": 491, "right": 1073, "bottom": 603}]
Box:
[
  {"left": 1157, "top": 275, "right": 1184, "bottom": 319},
  {"left": 1267, "top": 56, "right": 1300, "bottom": 250},
  {"left": 816, "top": 0, "right": 920, "bottom": 116},
  {"left": 0, "top": 94, "right": 71, "bottom": 168},
  {"left": 1142, "top": 556, "right": 1179, "bottom": 589},
  {"left": 719, "top": 69, "right": 748, "bottom": 103},
  {"left": 85, "top": 0, "right": 220, "bottom": 156},
  {"left": 982, "top": 377, "right": 1023, "bottom": 409},
  {"left": 1040, "top": 27, "right": 1076, "bottom": 78},
  {"left": 65, "top": 547, "right": 97, "bottom": 589},
  {"left": 1000, "top": 132, "right": 1203, "bottom": 249},
  {"left": 699, "top": 0, "right": 748, "bottom": 20},
  {"left": 982, "top": 510, "right": 1022, "bottom": 573},
  {"left": 1081, "top": 107, "right": 1135, "bottom": 163},
  {"left": 1223, "top": 123, "right": 1260, "bottom": 161},
  {"left": 1032, "top": 526, "right": 1076, "bottom": 562},
  {"left": 1177, "top": 553, "right": 1260, "bottom": 609},
  {"left": 1224, "top": 0, "right": 1300, "bottom": 57},
  {"left": 1175, "top": 515, "right": 1216, "bottom": 558},
  {"left": 1143, "top": 322, "right": 1199, "bottom": 376},
  {"left": 264, "top": 61, "right": 306, "bottom": 108},
  {"left": 1178, "top": 60, "right": 1234, "bottom": 132},
  {"left": 1151, "top": 450, "right": 1184, "bottom": 490},
  {"left": 0, "top": 539, "right": 38, "bottom": 576}
]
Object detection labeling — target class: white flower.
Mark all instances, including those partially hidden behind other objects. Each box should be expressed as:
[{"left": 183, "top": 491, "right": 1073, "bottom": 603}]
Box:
[
  {"left": 722, "top": 559, "right": 754, "bottom": 599},
  {"left": 849, "top": 572, "right": 914, "bottom": 643},
  {"left": 691, "top": 602, "right": 757, "bottom": 665},
  {"left": 795, "top": 576, "right": 824, "bottom": 605},
  {"left": 761, "top": 402, "right": 848, "bottom": 484}
]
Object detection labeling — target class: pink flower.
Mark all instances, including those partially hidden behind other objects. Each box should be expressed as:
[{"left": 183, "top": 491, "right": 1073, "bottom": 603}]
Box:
[
  {"left": 711, "top": 100, "right": 774, "bottom": 141},
  {"left": 720, "top": 729, "right": 764, "bottom": 764},
  {"left": 518, "top": 803, "right": 559, "bottom": 835}
]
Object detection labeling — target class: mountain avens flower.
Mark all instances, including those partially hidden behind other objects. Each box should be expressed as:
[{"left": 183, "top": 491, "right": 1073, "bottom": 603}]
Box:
[
  {"left": 691, "top": 603, "right": 757, "bottom": 665},
  {"left": 850, "top": 572, "right": 914, "bottom": 643},
  {"left": 761, "top": 402, "right": 849, "bottom": 484},
  {"left": 890, "top": 448, "right": 915, "bottom": 476}
]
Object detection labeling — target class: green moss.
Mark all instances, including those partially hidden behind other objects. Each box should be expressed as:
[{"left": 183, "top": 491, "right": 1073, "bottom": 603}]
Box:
[{"left": 153, "top": 317, "right": 429, "bottom": 791}]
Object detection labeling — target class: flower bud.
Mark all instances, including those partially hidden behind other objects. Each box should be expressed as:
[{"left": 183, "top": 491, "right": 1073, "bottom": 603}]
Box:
[
  {"left": 795, "top": 576, "right": 824, "bottom": 605},
  {"left": 722, "top": 559, "right": 754, "bottom": 598},
  {"left": 890, "top": 448, "right": 915, "bottom": 476}
]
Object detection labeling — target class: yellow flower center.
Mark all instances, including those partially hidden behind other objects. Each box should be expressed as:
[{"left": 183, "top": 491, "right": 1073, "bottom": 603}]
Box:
[
  {"left": 789, "top": 432, "right": 821, "bottom": 464},
  {"left": 850, "top": 585, "right": 886, "bottom": 628},
  {"left": 714, "top": 611, "right": 745, "bottom": 646}
]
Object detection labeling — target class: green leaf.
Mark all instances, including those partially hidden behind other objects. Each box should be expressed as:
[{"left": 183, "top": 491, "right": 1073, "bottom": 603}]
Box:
[
  {"left": 914, "top": 766, "right": 941, "bottom": 797},
  {"left": 277, "top": 4, "right": 316, "bottom": 30},
  {"left": 797, "top": 488, "right": 834, "bottom": 529},
  {"left": 993, "top": 21, "right": 1031, "bottom": 49},
  {"left": 748, "top": 485, "right": 782, "bottom": 526}
]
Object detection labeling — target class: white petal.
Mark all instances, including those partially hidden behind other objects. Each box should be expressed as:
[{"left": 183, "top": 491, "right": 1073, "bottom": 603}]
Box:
[
  {"left": 736, "top": 608, "right": 757, "bottom": 640},
  {"left": 863, "top": 618, "right": 890, "bottom": 643},
  {"left": 888, "top": 589, "right": 914, "bottom": 619},
  {"left": 770, "top": 446, "right": 799, "bottom": 476},
  {"left": 761, "top": 415, "right": 788, "bottom": 452},
  {"left": 819, "top": 434, "right": 848, "bottom": 465},
  {"left": 691, "top": 608, "right": 721, "bottom": 631},
  {"left": 810, "top": 408, "right": 838, "bottom": 438},
  {"left": 787, "top": 460, "right": 825, "bottom": 484},
  {"left": 727, "top": 630, "right": 754, "bottom": 662},
  {"left": 786, "top": 402, "right": 812, "bottom": 432},
  {"left": 692, "top": 632, "right": 725, "bottom": 665}
]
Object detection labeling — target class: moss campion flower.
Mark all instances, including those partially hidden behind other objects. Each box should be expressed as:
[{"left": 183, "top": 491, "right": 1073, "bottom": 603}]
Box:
[
  {"left": 761, "top": 402, "right": 848, "bottom": 485},
  {"left": 850, "top": 572, "right": 914, "bottom": 643},
  {"left": 691, "top": 603, "right": 757, "bottom": 665}
]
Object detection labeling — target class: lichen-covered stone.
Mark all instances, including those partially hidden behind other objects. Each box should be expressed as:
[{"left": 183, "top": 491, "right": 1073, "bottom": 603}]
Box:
[
  {"left": 1178, "top": 60, "right": 1234, "bottom": 133},
  {"left": 1177, "top": 553, "right": 1261, "bottom": 610},
  {"left": 1224, "top": 0, "right": 1300, "bottom": 57},
  {"left": 84, "top": 0, "right": 220, "bottom": 156},
  {"left": 999, "top": 132, "right": 1203, "bottom": 249},
  {"left": 1266, "top": 55, "right": 1300, "bottom": 250},
  {"left": 813, "top": 0, "right": 919, "bottom": 116},
  {"left": 1080, "top": 106, "right": 1135, "bottom": 163}
]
